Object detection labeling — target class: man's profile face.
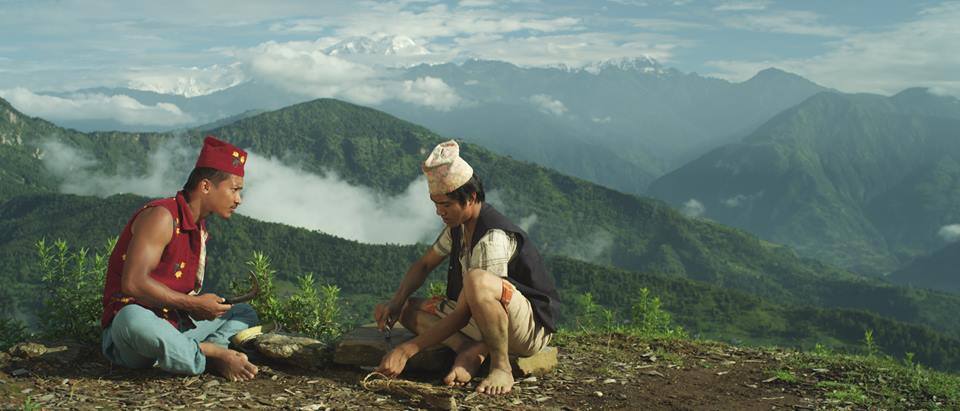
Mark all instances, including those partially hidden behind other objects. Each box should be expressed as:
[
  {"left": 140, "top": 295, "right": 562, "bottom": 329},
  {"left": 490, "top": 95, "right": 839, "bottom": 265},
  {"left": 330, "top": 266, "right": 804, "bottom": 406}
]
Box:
[
  {"left": 205, "top": 174, "right": 244, "bottom": 219},
  {"left": 430, "top": 192, "right": 474, "bottom": 227}
]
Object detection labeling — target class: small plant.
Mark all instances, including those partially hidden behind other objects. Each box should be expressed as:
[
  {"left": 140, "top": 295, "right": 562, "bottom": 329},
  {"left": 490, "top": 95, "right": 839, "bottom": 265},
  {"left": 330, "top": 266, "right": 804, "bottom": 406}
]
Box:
[
  {"left": 863, "top": 329, "right": 878, "bottom": 357},
  {"left": 570, "top": 292, "right": 615, "bottom": 331},
  {"left": 427, "top": 281, "right": 446, "bottom": 299},
  {"left": 774, "top": 369, "right": 798, "bottom": 383},
  {"left": 813, "top": 343, "right": 831, "bottom": 356},
  {"left": 36, "top": 238, "right": 116, "bottom": 343},
  {"left": 630, "top": 288, "right": 686, "bottom": 338},
  {"left": 233, "top": 251, "right": 342, "bottom": 342}
]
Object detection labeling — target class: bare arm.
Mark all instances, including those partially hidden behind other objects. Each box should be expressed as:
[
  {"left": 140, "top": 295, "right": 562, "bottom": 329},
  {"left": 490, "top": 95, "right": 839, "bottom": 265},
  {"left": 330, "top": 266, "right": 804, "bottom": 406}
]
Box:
[
  {"left": 392, "top": 247, "right": 446, "bottom": 305},
  {"left": 119, "top": 207, "right": 228, "bottom": 318},
  {"left": 375, "top": 247, "right": 446, "bottom": 330}
]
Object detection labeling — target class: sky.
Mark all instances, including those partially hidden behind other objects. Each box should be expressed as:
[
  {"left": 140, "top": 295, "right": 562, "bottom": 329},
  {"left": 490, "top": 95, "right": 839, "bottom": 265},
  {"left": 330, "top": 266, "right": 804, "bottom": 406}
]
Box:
[{"left": 1, "top": 0, "right": 958, "bottom": 99}]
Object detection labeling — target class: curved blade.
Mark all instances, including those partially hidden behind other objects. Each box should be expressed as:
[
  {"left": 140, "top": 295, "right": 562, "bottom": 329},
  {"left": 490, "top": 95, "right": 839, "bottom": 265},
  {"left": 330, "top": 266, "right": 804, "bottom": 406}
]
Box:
[{"left": 223, "top": 271, "right": 260, "bottom": 304}]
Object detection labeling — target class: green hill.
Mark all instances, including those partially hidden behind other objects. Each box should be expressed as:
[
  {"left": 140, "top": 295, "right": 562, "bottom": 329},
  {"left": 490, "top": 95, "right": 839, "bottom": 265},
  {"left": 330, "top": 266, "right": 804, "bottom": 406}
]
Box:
[
  {"left": 889, "top": 242, "right": 960, "bottom": 293},
  {"left": 649, "top": 89, "right": 960, "bottom": 276}
]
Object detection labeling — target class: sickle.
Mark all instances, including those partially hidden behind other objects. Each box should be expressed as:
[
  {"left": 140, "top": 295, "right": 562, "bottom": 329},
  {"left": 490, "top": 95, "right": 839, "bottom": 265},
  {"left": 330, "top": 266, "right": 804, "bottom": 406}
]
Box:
[{"left": 223, "top": 272, "right": 260, "bottom": 304}]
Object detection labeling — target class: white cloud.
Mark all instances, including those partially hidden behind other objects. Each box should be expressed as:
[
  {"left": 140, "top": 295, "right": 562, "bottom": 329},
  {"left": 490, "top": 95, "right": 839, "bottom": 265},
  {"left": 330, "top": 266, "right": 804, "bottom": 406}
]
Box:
[
  {"left": 518, "top": 213, "right": 538, "bottom": 232},
  {"left": 939, "top": 224, "right": 960, "bottom": 243},
  {"left": 38, "top": 140, "right": 442, "bottom": 245},
  {"left": 681, "top": 198, "right": 705, "bottom": 217},
  {"left": 125, "top": 63, "right": 247, "bottom": 97},
  {"left": 452, "top": 31, "right": 682, "bottom": 67},
  {"left": 233, "top": 40, "right": 462, "bottom": 110},
  {"left": 714, "top": 1, "right": 770, "bottom": 12},
  {"left": 395, "top": 77, "right": 462, "bottom": 111},
  {"left": 0, "top": 88, "right": 194, "bottom": 126},
  {"left": 707, "top": 3, "right": 960, "bottom": 97},
  {"left": 722, "top": 192, "right": 762, "bottom": 207},
  {"left": 241, "top": 154, "right": 440, "bottom": 244},
  {"left": 722, "top": 10, "right": 848, "bottom": 37},
  {"left": 529, "top": 94, "right": 567, "bottom": 116},
  {"left": 591, "top": 116, "right": 612, "bottom": 124}
]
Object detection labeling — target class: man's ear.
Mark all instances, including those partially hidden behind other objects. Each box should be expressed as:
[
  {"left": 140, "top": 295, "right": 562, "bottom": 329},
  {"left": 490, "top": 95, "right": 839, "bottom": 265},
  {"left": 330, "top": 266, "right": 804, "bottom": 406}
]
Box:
[{"left": 200, "top": 178, "right": 211, "bottom": 194}]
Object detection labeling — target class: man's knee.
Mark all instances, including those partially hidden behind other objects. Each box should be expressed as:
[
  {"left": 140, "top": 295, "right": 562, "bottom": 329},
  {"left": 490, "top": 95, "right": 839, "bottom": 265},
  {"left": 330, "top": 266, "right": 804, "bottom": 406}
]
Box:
[
  {"left": 112, "top": 305, "right": 163, "bottom": 339},
  {"left": 399, "top": 297, "right": 427, "bottom": 329},
  {"left": 462, "top": 269, "right": 502, "bottom": 302},
  {"left": 228, "top": 303, "right": 259, "bottom": 325}
]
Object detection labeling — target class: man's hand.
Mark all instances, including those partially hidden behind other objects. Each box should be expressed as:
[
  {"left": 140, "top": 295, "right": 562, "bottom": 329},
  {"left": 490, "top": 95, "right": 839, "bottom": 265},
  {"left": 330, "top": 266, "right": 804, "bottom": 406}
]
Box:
[
  {"left": 374, "top": 300, "right": 403, "bottom": 332},
  {"left": 376, "top": 343, "right": 417, "bottom": 378},
  {"left": 190, "top": 293, "right": 231, "bottom": 321}
]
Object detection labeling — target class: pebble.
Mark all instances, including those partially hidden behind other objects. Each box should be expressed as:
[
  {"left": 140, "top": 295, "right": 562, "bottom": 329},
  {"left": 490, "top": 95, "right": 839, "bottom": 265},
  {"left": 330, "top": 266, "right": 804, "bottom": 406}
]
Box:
[
  {"left": 594, "top": 391, "right": 603, "bottom": 397},
  {"left": 11, "top": 369, "right": 29, "bottom": 377},
  {"left": 535, "top": 396, "right": 550, "bottom": 403},
  {"left": 603, "top": 378, "right": 616, "bottom": 384}
]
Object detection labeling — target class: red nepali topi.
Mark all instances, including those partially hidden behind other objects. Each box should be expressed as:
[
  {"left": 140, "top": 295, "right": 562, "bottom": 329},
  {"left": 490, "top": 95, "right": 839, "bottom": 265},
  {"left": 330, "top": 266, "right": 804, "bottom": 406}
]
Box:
[{"left": 195, "top": 135, "right": 247, "bottom": 177}]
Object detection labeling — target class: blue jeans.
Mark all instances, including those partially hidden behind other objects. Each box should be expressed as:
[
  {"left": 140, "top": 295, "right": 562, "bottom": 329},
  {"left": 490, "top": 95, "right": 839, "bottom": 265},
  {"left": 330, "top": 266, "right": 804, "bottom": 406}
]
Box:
[{"left": 101, "top": 304, "right": 258, "bottom": 375}]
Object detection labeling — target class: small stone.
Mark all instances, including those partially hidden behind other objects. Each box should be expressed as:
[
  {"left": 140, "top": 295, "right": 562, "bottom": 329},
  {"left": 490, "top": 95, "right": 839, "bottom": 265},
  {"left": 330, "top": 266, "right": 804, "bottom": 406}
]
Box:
[
  {"left": 594, "top": 391, "right": 603, "bottom": 397},
  {"left": 202, "top": 380, "right": 220, "bottom": 389},
  {"left": 20, "top": 388, "right": 33, "bottom": 394},
  {"left": 271, "top": 375, "right": 279, "bottom": 381},
  {"left": 299, "top": 405, "right": 324, "bottom": 411},
  {"left": 535, "top": 396, "right": 550, "bottom": 403},
  {"left": 11, "top": 369, "right": 29, "bottom": 377},
  {"left": 521, "top": 376, "right": 538, "bottom": 383},
  {"left": 603, "top": 378, "right": 616, "bottom": 384}
]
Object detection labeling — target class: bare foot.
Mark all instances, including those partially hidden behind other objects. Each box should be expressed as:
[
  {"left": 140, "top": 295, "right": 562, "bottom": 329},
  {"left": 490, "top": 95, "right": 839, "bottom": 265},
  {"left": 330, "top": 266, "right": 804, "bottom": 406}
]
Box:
[
  {"left": 476, "top": 367, "right": 514, "bottom": 395},
  {"left": 444, "top": 341, "right": 486, "bottom": 386},
  {"left": 201, "top": 343, "right": 258, "bottom": 381}
]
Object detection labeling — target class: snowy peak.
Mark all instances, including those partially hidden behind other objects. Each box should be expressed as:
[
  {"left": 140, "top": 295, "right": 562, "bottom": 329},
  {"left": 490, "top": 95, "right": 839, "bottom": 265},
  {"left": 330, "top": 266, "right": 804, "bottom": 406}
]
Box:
[
  {"left": 583, "top": 56, "right": 666, "bottom": 75},
  {"left": 325, "top": 36, "right": 429, "bottom": 57}
]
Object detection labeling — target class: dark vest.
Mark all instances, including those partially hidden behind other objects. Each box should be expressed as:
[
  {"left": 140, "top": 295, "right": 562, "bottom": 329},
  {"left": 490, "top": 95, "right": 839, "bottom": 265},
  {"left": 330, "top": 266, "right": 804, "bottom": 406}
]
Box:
[{"left": 447, "top": 203, "right": 560, "bottom": 333}]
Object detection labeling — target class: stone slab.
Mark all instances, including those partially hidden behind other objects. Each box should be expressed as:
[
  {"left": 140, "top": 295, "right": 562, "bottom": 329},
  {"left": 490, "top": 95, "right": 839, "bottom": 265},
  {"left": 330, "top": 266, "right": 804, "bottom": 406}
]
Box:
[
  {"left": 333, "top": 323, "right": 454, "bottom": 372},
  {"left": 254, "top": 333, "right": 327, "bottom": 369},
  {"left": 512, "top": 346, "right": 558, "bottom": 377}
]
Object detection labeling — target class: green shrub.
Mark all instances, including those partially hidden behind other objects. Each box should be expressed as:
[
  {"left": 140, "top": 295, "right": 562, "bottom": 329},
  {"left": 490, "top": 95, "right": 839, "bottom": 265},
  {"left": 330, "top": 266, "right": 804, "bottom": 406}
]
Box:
[
  {"left": 630, "top": 288, "right": 686, "bottom": 338},
  {"left": 232, "top": 251, "right": 342, "bottom": 342},
  {"left": 36, "top": 238, "right": 115, "bottom": 343},
  {"left": 569, "top": 292, "right": 615, "bottom": 331}
]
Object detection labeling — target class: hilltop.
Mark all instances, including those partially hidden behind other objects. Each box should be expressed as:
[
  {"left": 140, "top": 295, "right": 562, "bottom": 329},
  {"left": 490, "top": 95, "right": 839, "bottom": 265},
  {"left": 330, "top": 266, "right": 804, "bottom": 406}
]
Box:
[{"left": 1, "top": 333, "right": 957, "bottom": 410}]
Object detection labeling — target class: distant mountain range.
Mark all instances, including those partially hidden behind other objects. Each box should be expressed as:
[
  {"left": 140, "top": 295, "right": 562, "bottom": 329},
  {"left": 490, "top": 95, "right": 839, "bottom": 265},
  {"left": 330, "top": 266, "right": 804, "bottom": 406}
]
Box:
[
  {"left": 35, "top": 58, "right": 828, "bottom": 194},
  {"left": 649, "top": 88, "right": 960, "bottom": 276}
]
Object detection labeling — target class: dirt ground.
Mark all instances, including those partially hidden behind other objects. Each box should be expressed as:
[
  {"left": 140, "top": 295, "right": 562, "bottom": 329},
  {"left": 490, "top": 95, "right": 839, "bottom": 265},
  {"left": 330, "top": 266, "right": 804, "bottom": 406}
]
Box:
[{"left": 1, "top": 334, "right": 823, "bottom": 410}]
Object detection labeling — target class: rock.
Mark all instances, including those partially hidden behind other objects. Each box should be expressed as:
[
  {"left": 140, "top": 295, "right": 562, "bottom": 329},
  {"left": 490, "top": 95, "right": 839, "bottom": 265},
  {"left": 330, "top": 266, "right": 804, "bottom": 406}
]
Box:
[
  {"left": 9, "top": 342, "right": 48, "bottom": 358},
  {"left": 594, "top": 391, "right": 604, "bottom": 397},
  {"left": 254, "top": 333, "right": 327, "bottom": 369},
  {"left": 333, "top": 323, "right": 454, "bottom": 372},
  {"left": 11, "top": 368, "right": 29, "bottom": 377},
  {"left": 0, "top": 352, "right": 10, "bottom": 367},
  {"left": 603, "top": 378, "right": 616, "bottom": 384},
  {"left": 511, "top": 346, "right": 558, "bottom": 377}
]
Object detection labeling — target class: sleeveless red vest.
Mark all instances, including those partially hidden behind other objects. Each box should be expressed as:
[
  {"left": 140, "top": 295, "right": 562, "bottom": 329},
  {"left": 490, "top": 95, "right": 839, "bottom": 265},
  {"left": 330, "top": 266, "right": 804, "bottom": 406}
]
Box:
[{"left": 100, "top": 191, "right": 208, "bottom": 329}]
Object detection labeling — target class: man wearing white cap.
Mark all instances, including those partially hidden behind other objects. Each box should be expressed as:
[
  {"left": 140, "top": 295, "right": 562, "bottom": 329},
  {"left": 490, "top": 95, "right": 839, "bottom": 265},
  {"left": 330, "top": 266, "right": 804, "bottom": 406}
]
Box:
[{"left": 374, "top": 140, "right": 560, "bottom": 395}]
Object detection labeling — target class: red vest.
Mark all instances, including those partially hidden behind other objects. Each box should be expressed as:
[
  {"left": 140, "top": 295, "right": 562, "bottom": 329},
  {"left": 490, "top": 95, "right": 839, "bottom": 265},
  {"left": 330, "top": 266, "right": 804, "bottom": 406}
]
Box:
[{"left": 100, "top": 192, "right": 208, "bottom": 329}]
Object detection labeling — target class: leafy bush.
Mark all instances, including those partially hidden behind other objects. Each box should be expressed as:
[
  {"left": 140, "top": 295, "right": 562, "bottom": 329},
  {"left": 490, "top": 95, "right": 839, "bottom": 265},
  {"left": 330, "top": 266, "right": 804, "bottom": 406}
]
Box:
[
  {"left": 36, "top": 238, "right": 115, "bottom": 343},
  {"left": 568, "top": 292, "right": 615, "bottom": 331},
  {"left": 630, "top": 288, "right": 686, "bottom": 338},
  {"left": 232, "top": 251, "right": 343, "bottom": 342}
]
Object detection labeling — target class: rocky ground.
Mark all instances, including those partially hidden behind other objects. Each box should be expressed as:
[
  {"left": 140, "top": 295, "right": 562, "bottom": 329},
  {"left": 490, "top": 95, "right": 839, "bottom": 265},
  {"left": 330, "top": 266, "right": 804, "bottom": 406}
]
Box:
[{"left": 0, "top": 332, "right": 944, "bottom": 410}]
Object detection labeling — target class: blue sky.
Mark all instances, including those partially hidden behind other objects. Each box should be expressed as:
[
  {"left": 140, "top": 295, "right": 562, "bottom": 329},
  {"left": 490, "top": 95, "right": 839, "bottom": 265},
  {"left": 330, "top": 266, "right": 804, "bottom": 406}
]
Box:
[{"left": 1, "top": 0, "right": 957, "bottom": 100}]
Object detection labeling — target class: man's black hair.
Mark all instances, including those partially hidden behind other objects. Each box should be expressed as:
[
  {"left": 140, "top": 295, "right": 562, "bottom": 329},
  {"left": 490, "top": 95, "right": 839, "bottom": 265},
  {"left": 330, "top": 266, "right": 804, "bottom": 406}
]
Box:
[
  {"left": 183, "top": 167, "right": 231, "bottom": 192},
  {"left": 446, "top": 173, "right": 485, "bottom": 205}
]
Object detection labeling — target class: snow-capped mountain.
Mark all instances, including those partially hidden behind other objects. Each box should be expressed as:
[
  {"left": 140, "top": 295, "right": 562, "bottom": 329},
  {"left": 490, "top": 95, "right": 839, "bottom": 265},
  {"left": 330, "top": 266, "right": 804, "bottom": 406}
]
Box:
[{"left": 325, "top": 36, "right": 429, "bottom": 57}]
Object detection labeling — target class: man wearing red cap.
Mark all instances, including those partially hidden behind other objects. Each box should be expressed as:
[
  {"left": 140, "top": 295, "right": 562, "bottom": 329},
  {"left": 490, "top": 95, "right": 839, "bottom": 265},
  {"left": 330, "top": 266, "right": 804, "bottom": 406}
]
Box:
[{"left": 99, "top": 136, "right": 259, "bottom": 381}]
